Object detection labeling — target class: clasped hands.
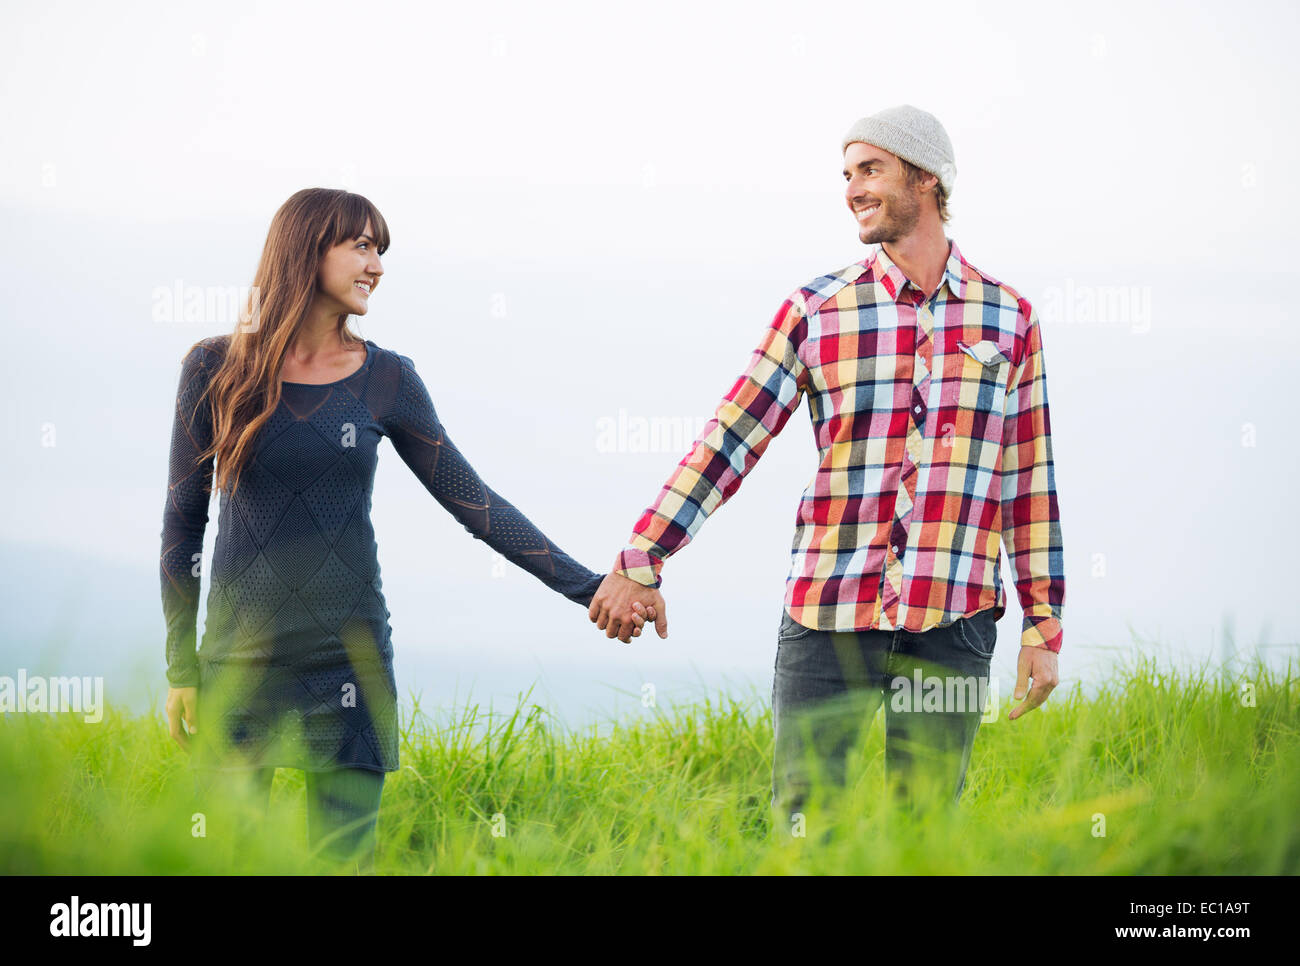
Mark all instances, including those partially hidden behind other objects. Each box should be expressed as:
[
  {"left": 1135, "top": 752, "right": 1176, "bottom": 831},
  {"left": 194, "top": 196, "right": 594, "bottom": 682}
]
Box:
[{"left": 588, "top": 572, "right": 668, "bottom": 644}]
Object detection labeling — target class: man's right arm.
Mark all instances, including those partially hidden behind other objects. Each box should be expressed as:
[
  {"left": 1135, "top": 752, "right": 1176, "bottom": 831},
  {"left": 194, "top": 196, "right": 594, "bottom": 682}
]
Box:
[{"left": 609, "top": 293, "right": 812, "bottom": 589}]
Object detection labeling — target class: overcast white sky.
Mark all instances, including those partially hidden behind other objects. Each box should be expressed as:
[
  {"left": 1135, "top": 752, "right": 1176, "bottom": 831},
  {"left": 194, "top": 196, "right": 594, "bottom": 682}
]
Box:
[{"left": 2, "top": 0, "right": 1296, "bottom": 725}]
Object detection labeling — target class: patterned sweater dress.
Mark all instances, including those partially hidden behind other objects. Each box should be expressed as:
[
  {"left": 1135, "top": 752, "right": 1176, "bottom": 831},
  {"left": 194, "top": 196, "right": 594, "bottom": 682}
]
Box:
[{"left": 160, "top": 334, "right": 604, "bottom": 772}]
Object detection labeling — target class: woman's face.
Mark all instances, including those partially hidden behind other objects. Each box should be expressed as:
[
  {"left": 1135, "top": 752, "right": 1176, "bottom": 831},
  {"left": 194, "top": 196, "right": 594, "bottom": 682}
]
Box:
[{"left": 317, "top": 217, "right": 384, "bottom": 315}]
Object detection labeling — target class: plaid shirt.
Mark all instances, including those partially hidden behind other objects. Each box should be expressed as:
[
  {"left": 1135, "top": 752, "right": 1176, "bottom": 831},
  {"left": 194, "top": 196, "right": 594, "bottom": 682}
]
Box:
[{"left": 611, "top": 239, "right": 1064, "bottom": 652}]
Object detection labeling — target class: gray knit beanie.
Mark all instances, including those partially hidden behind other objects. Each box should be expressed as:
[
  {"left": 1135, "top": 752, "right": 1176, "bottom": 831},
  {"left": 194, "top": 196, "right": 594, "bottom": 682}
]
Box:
[{"left": 841, "top": 105, "right": 956, "bottom": 194}]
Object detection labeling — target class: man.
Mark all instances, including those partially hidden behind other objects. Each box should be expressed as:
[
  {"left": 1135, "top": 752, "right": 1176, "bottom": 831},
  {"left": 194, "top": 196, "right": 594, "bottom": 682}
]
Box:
[{"left": 590, "top": 105, "right": 1063, "bottom": 819}]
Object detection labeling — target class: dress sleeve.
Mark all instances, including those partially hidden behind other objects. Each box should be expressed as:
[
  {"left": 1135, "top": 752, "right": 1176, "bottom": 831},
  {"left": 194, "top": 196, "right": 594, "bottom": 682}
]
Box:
[
  {"left": 159, "top": 340, "right": 221, "bottom": 687},
  {"left": 382, "top": 354, "right": 604, "bottom": 608}
]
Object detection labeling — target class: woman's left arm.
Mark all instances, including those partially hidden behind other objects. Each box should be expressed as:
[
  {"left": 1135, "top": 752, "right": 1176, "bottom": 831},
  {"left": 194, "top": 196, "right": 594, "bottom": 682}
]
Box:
[{"left": 383, "top": 353, "right": 604, "bottom": 608}]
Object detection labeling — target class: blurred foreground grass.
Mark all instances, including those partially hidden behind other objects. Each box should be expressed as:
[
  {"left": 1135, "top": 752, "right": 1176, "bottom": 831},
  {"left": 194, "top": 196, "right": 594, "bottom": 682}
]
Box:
[{"left": 1, "top": 654, "right": 1296, "bottom": 874}]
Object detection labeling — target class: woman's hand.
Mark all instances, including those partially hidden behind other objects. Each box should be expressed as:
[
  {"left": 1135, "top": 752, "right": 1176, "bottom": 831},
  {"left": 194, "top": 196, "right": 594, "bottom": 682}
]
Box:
[
  {"left": 166, "top": 686, "right": 199, "bottom": 752},
  {"left": 589, "top": 572, "right": 668, "bottom": 643},
  {"left": 629, "top": 600, "right": 656, "bottom": 638}
]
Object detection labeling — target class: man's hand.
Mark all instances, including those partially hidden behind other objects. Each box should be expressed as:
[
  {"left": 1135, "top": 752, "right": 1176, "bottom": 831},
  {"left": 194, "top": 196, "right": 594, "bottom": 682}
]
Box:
[
  {"left": 1009, "top": 646, "right": 1059, "bottom": 720},
  {"left": 589, "top": 572, "right": 668, "bottom": 643},
  {"left": 166, "top": 685, "right": 199, "bottom": 751}
]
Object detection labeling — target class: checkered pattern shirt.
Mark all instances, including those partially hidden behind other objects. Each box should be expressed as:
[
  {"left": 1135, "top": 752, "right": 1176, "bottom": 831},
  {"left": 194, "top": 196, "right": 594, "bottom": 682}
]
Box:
[{"left": 611, "top": 239, "right": 1064, "bottom": 652}]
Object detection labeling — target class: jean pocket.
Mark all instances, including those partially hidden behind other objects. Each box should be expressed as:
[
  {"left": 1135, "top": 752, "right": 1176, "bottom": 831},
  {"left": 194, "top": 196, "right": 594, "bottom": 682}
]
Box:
[
  {"left": 954, "top": 611, "right": 996, "bottom": 660},
  {"left": 778, "top": 608, "right": 814, "bottom": 643}
]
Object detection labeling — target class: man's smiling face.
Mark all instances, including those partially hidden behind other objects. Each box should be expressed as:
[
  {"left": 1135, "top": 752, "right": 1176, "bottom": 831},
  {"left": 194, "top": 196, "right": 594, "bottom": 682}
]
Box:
[{"left": 842, "top": 142, "right": 924, "bottom": 246}]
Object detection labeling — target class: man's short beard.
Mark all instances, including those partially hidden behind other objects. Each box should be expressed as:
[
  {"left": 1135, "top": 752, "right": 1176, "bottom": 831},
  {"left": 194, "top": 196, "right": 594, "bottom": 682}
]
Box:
[{"left": 861, "top": 189, "right": 922, "bottom": 244}]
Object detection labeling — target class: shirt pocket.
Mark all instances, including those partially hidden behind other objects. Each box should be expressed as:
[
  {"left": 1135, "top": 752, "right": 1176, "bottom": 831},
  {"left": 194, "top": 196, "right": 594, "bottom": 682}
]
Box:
[
  {"left": 952, "top": 338, "right": 1015, "bottom": 414},
  {"left": 957, "top": 339, "right": 1012, "bottom": 368}
]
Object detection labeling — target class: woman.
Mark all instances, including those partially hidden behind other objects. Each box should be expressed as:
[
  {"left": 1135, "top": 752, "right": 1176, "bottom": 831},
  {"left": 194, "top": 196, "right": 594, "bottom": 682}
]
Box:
[{"left": 160, "top": 188, "right": 653, "bottom": 871}]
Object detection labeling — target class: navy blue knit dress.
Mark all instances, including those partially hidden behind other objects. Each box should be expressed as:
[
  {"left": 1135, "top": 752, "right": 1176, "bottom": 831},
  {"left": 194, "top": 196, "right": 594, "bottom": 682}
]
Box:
[{"left": 160, "top": 334, "right": 604, "bottom": 772}]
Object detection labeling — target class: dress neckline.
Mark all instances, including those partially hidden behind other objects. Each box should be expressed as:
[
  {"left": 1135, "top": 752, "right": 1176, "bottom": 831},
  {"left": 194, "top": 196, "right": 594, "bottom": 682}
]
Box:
[{"left": 280, "top": 340, "right": 373, "bottom": 387}]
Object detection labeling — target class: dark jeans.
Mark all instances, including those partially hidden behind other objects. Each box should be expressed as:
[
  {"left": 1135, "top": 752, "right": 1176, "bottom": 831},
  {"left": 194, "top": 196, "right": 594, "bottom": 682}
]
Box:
[
  {"left": 192, "top": 766, "right": 385, "bottom": 871},
  {"left": 771, "top": 606, "right": 997, "bottom": 819}
]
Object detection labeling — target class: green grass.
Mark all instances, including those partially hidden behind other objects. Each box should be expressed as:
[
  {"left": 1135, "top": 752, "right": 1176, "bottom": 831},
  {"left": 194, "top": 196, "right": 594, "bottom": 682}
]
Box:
[{"left": 2, "top": 654, "right": 1296, "bottom": 874}]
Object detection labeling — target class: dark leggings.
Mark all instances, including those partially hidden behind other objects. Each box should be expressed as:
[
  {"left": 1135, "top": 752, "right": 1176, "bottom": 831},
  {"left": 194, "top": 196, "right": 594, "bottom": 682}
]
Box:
[{"left": 193, "top": 766, "right": 385, "bottom": 870}]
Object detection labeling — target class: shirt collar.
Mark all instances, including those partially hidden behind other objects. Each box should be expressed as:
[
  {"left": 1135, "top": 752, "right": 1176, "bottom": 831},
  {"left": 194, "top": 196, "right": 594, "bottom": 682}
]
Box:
[{"left": 868, "top": 238, "right": 968, "bottom": 303}]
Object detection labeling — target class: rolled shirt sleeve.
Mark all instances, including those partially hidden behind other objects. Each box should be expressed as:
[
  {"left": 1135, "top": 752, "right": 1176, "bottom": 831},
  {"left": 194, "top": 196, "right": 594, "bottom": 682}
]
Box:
[
  {"left": 612, "top": 295, "right": 810, "bottom": 587},
  {"left": 999, "top": 303, "right": 1065, "bottom": 652}
]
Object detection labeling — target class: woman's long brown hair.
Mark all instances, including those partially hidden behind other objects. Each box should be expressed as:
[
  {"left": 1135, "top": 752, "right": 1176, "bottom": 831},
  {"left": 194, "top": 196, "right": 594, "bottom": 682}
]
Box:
[{"left": 189, "top": 188, "right": 391, "bottom": 501}]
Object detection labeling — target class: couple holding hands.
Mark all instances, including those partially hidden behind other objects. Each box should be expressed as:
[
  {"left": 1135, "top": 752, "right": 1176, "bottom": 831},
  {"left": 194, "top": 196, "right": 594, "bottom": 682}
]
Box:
[{"left": 160, "top": 104, "right": 1064, "bottom": 868}]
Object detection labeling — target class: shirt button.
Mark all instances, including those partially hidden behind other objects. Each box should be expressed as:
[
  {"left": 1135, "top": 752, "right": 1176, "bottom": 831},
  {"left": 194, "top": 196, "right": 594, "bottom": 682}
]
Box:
[
  {"left": 913, "top": 406, "right": 921, "bottom": 414},
  {"left": 891, "top": 545, "right": 899, "bottom": 554}
]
